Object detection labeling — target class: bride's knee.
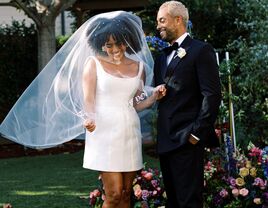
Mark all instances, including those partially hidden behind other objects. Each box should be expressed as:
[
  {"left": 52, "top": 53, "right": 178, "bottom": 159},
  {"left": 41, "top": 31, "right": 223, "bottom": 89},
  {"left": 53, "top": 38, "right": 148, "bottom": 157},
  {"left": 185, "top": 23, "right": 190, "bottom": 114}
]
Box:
[{"left": 106, "top": 190, "right": 122, "bottom": 205}]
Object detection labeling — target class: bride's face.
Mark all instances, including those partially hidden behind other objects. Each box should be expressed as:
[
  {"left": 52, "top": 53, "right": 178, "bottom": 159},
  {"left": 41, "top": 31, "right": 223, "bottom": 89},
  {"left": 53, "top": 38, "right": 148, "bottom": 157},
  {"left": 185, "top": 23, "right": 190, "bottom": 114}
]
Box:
[{"left": 103, "top": 36, "right": 127, "bottom": 62}]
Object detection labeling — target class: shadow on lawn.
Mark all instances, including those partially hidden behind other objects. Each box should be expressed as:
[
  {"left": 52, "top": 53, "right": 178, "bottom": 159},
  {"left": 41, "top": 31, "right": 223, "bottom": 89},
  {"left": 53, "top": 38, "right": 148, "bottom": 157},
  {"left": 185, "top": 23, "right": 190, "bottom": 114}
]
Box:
[{"left": 0, "top": 139, "right": 85, "bottom": 159}]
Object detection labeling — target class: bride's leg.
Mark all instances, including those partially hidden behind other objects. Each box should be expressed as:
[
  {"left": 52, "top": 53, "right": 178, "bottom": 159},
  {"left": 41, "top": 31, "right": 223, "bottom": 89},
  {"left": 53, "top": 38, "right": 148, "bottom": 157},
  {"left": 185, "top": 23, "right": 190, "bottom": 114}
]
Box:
[
  {"left": 118, "top": 171, "right": 137, "bottom": 208},
  {"left": 101, "top": 172, "right": 123, "bottom": 208}
]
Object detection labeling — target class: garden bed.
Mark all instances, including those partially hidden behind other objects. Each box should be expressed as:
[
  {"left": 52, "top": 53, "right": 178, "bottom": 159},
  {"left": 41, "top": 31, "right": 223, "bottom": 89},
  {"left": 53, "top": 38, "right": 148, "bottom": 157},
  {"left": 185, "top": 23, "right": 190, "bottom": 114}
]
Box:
[{"left": 0, "top": 139, "right": 85, "bottom": 159}]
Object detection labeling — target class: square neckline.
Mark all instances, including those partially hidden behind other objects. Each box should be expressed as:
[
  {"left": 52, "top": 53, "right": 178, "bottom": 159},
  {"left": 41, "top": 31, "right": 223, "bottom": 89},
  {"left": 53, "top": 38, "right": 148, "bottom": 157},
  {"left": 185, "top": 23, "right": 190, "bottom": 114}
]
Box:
[{"left": 93, "top": 57, "right": 142, "bottom": 80}]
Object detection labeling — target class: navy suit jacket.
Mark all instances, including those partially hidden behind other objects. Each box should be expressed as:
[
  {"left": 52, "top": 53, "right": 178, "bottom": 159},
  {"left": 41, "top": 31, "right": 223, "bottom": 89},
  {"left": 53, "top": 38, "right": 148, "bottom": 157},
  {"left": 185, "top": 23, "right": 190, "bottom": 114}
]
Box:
[{"left": 154, "top": 36, "right": 221, "bottom": 154}]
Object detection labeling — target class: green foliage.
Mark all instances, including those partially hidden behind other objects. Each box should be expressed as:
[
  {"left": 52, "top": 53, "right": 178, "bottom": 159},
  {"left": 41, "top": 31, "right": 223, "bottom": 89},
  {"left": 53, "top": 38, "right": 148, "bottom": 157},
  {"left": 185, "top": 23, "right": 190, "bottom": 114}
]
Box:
[
  {"left": 56, "top": 34, "right": 71, "bottom": 50},
  {"left": 227, "top": 0, "right": 268, "bottom": 147},
  {"left": 137, "top": 0, "right": 240, "bottom": 49},
  {"left": 138, "top": 0, "right": 267, "bottom": 147},
  {"left": 0, "top": 20, "right": 37, "bottom": 121}
]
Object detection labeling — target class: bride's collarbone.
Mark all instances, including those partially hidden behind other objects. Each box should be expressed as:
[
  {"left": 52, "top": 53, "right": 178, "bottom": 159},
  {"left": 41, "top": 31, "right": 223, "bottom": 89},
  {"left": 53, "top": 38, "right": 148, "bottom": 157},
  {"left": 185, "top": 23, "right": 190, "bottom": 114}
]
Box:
[{"left": 101, "top": 61, "right": 139, "bottom": 77}]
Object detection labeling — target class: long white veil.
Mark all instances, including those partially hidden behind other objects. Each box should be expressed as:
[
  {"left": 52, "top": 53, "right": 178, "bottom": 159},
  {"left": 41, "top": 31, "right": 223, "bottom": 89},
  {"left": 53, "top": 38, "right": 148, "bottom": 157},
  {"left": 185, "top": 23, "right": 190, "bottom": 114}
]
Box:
[{"left": 0, "top": 11, "right": 154, "bottom": 148}]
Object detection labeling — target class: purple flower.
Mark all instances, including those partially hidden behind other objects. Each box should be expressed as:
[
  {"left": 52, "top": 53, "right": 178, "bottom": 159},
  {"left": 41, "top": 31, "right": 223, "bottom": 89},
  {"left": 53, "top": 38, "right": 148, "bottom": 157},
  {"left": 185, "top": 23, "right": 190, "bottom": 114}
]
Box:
[
  {"left": 229, "top": 177, "right": 236, "bottom": 187},
  {"left": 253, "top": 177, "right": 265, "bottom": 187},
  {"left": 151, "top": 179, "right": 158, "bottom": 188},
  {"left": 213, "top": 193, "right": 223, "bottom": 205},
  {"left": 142, "top": 190, "right": 150, "bottom": 200},
  {"left": 262, "top": 192, "right": 268, "bottom": 205}
]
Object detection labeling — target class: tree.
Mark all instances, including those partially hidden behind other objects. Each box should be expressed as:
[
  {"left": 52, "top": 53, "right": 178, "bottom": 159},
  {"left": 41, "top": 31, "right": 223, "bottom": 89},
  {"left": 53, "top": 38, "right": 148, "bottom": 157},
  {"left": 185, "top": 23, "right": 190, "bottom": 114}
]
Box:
[
  {"left": 0, "top": 20, "right": 37, "bottom": 120},
  {"left": 0, "top": 0, "right": 77, "bottom": 71},
  {"left": 227, "top": 0, "right": 268, "bottom": 146},
  {"left": 137, "top": 0, "right": 240, "bottom": 50}
]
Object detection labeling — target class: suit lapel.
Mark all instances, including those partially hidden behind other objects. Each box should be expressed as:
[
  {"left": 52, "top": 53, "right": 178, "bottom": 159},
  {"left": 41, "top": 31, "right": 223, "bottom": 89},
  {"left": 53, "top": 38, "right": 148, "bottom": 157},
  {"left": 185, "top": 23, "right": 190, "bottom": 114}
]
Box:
[
  {"left": 163, "top": 35, "right": 193, "bottom": 80},
  {"left": 160, "top": 53, "right": 168, "bottom": 79}
]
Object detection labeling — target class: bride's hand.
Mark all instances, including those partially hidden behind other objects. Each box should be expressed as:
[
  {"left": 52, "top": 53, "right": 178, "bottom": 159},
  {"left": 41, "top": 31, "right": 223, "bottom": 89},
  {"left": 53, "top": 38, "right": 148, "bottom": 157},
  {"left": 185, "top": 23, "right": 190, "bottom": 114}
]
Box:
[{"left": 84, "top": 119, "right": 96, "bottom": 132}]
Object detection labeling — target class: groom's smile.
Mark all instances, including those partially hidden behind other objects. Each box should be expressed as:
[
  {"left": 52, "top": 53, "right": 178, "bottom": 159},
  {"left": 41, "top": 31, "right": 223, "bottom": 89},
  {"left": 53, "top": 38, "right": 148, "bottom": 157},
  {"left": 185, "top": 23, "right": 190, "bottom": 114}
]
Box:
[{"left": 157, "top": 7, "right": 179, "bottom": 43}]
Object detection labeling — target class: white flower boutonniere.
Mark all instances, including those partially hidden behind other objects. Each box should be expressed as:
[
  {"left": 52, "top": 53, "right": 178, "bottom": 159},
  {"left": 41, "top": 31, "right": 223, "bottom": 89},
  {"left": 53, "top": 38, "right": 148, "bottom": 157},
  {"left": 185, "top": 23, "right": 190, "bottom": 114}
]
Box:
[{"left": 174, "top": 47, "right": 186, "bottom": 59}]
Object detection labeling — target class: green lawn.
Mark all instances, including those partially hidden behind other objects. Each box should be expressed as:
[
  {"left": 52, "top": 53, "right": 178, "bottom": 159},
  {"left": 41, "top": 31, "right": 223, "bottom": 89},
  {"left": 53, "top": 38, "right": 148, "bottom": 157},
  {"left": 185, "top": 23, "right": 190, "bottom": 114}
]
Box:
[{"left": 0, "top": 149, "right": 159, "bottom": 208}]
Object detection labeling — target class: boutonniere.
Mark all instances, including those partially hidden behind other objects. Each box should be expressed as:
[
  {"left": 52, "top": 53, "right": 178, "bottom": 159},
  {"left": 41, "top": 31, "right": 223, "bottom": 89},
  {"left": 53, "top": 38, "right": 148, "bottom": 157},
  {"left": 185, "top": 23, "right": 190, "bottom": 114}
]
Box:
[{"left": 174, "top": 47, "right": 186, "bottom": 59}]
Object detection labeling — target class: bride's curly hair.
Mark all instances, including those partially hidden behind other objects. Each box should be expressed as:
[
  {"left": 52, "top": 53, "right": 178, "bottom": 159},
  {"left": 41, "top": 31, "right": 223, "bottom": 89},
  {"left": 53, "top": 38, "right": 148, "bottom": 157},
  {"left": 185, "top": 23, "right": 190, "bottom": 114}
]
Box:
[{"left": 86, "top": 12, "right": 143, "bottom": 56}]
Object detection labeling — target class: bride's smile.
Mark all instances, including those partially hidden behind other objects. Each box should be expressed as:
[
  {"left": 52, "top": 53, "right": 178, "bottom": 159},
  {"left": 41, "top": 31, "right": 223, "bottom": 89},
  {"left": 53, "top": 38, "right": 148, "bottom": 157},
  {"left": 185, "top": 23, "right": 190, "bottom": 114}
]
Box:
[{"left": 103, "top": 36, "right": 127, "bottom": 64}]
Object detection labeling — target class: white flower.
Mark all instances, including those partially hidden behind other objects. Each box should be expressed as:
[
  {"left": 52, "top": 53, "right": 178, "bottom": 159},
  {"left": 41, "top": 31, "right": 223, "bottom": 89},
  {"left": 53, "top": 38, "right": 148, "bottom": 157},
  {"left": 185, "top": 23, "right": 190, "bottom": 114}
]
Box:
[{"left": 174, "top": 47, "right": 186, "bottom": 59}]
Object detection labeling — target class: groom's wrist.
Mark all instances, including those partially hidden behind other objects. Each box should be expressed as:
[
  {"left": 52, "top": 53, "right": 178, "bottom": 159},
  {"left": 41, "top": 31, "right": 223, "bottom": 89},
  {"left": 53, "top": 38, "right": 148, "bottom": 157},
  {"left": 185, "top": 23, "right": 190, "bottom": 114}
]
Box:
[{"left": 189, "top": 134, "right": 200, "bottom": 145}]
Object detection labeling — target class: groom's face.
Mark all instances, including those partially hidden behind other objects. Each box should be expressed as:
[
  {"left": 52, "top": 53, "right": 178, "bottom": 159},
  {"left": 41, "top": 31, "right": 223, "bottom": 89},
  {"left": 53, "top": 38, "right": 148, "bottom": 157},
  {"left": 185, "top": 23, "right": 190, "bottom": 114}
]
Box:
[{"left": 157, "top": 7, "right": 179, "bottom": 43}]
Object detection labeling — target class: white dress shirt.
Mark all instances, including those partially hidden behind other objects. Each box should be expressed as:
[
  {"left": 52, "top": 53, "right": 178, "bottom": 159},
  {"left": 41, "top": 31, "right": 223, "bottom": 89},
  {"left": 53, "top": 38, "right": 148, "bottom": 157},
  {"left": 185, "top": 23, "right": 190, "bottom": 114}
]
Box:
[{"left": 167, "top": 32, "right": 189, "bottom": 65}]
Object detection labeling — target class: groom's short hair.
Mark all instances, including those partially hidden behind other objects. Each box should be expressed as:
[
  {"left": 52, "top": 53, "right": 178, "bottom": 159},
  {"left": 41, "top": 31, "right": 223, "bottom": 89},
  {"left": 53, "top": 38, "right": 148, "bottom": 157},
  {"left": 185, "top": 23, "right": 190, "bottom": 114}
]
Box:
[{"left": 160, "top": 1, "right": 189, "bottom": 27}]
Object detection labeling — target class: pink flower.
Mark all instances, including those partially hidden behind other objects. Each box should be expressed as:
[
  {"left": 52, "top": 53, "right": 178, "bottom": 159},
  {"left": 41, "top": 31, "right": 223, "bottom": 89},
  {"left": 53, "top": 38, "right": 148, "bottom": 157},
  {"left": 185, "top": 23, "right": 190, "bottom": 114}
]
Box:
[
  {"left": 141, "top": 170, "right": 147, "bottom": 176},
  {"left": 215, "top": 128, "right": 221, "bottom": 138},
  {"left": 204, "top": 161, "right": 212, "bottom": 170},
  {"left": 3, "top": 204, "right": 12, "bottom": 208},
  {"left": 152, "top": 190, "right": 158, "bottom": 196},
  {"left": 144, "top": 172, "right": 153, "bottom": 181},
  {"left": 101, "top": 194, "right": 106, "bottom": 201},
  {"left": 92, "top": 189, "right": 101, "bottom": 197},
  {"left": 134, "top": 188, "right": 142, "bottom": 199},
  {"left": 239, "top": 188, "right": 249, "bottom": 197},
  {"left": 219, "top": 189, "right": 228, "bottom": 198},
  {"left": 232, "top": 188, "right": 239, "bottom": 197},
  {"left": 156, "top": 187, "right": 161, "bottom": 192}
]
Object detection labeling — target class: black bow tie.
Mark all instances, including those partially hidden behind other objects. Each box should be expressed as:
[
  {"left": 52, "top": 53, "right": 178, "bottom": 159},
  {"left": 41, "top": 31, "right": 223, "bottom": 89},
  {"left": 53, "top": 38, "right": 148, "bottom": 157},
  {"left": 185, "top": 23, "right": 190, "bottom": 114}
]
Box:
[{"left": 163, "top": 42, "right": 179, "bottom": 55}]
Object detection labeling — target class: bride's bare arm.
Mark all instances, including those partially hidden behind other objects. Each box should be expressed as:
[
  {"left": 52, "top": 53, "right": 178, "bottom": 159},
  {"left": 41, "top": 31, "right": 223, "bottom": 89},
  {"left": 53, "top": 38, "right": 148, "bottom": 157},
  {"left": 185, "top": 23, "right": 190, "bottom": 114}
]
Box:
[
  {"left": 82, "top": 58, "right": 97, "bottom": 132},
  {"left": 133, "top": 70, "right": 166, "bottom": 112}
]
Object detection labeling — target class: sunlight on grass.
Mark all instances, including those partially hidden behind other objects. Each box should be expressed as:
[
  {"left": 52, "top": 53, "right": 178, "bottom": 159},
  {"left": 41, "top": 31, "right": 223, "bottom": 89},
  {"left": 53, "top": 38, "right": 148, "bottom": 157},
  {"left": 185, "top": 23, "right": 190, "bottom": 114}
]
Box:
[
  {"left": 63, "top": 191, "right": 88, "bottom": 196},
  {"left": 13, "top": 191, "right": 51, "bottom": 196},
  {"left": 46, "top": 185, "right": 68, "bottom": 189},
  {"left": 13, "top": 189, "right": 88, "bottom": 197},
  {"left": 0, "top": 151, "right": 159, "bottom": 207}
]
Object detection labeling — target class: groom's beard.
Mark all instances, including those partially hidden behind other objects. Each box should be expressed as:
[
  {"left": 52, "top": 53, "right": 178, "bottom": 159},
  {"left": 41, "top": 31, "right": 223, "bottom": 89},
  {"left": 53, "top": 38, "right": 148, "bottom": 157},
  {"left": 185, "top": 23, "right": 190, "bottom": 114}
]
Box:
[{"left": 159, "top": 28, "right": 177, "bottom": 43}]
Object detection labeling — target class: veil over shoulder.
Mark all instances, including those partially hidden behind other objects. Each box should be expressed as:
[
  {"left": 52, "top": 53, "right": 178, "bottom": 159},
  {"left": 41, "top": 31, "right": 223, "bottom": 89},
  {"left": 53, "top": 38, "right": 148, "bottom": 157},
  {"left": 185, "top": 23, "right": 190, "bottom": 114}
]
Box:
[{"left": 0, "top": 11, "right": 154, "bottom": 149}]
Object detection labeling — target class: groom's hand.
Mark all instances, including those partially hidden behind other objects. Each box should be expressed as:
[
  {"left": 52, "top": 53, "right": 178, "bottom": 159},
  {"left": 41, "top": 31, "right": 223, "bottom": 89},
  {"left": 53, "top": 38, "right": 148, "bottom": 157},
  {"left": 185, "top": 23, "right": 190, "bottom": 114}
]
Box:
[{"left": 188, "top": 134, "right": 199, "bottom": 145}]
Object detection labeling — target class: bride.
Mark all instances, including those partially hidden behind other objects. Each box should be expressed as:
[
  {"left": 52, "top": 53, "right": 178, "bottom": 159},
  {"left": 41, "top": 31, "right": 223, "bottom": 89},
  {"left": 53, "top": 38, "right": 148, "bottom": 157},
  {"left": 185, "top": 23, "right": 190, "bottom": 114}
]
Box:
[{"left": 0, "top": 11, "right": 166, "bottom": 208}]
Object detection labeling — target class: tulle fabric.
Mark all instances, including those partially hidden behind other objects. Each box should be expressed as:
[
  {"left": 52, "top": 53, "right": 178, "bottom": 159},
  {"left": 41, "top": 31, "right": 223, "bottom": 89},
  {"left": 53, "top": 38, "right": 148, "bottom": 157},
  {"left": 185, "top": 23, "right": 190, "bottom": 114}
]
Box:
[{"left": 0, "top": 11, "right": 154, "bottom": 149}]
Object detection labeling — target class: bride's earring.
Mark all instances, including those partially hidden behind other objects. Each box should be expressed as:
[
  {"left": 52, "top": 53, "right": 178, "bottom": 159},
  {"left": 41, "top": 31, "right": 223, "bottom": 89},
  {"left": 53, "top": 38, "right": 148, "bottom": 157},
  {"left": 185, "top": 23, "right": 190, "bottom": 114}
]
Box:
[{"left": 102, "top": 46, "right": 106, "bottom": 52}]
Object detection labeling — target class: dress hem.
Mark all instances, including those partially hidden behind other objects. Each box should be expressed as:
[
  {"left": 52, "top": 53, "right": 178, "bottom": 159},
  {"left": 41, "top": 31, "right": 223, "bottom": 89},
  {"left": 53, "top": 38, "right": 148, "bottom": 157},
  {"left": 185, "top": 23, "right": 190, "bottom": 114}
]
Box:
[{"left": 82, "top": 165, "right": 143, "bottom": 172}]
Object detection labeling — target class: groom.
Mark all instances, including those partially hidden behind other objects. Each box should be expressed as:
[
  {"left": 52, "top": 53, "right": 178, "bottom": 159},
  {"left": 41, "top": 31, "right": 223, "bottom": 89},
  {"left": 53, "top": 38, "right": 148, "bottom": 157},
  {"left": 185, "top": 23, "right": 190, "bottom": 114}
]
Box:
[{"left": 154, "top": 1, "right": 221, "bottom": 207}]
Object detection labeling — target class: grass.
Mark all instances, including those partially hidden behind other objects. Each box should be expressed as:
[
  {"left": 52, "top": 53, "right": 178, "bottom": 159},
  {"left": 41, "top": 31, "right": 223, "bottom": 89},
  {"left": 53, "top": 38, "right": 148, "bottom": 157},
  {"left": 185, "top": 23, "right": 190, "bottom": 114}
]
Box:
[{"left": 0, "top": 149, "right": 159, "bottom": 208}]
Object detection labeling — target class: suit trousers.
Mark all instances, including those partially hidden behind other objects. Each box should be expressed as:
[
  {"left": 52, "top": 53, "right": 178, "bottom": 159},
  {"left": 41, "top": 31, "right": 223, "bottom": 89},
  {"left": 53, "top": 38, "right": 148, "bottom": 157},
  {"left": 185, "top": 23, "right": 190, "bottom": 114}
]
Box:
[{"left": 159, "top": 143, "right": 204, "bottom": 208}]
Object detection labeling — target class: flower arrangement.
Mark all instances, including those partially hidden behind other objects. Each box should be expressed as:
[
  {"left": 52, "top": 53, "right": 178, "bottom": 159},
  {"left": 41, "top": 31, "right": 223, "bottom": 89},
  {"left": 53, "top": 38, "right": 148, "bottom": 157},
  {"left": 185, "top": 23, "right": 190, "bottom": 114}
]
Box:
[
  {"left": 87, "top": 142, "right": 267, "bottom": 208},
  {"left": 204, "top": 141, "right": 268, "bottom": 208},
  {"left": 88, "top": 166, "right": 166, "bottom": 208},
  {"left": 132, "top": 166, "right": 167, "bottom": 207},
  {"left": 88, "top": 176, "right": 104, "bottom": 208}
]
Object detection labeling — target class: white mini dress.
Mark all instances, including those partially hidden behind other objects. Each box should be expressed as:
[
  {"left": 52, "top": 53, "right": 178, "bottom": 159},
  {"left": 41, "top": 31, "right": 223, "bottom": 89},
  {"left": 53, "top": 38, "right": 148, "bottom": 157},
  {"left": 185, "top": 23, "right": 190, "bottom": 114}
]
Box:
[{"left": 83, "top": 57, "right": 143, "bottom": 172}]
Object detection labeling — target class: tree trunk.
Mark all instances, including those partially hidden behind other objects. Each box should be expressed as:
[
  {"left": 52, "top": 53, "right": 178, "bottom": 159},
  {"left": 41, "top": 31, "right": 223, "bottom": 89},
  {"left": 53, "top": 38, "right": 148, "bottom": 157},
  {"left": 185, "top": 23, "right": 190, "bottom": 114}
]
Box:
[
  {"left": 37, "top": 22, "right": 56, "bottom": 71},
  {"left": 7, "top": 0, "right": 77, "bottom": 72}
]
